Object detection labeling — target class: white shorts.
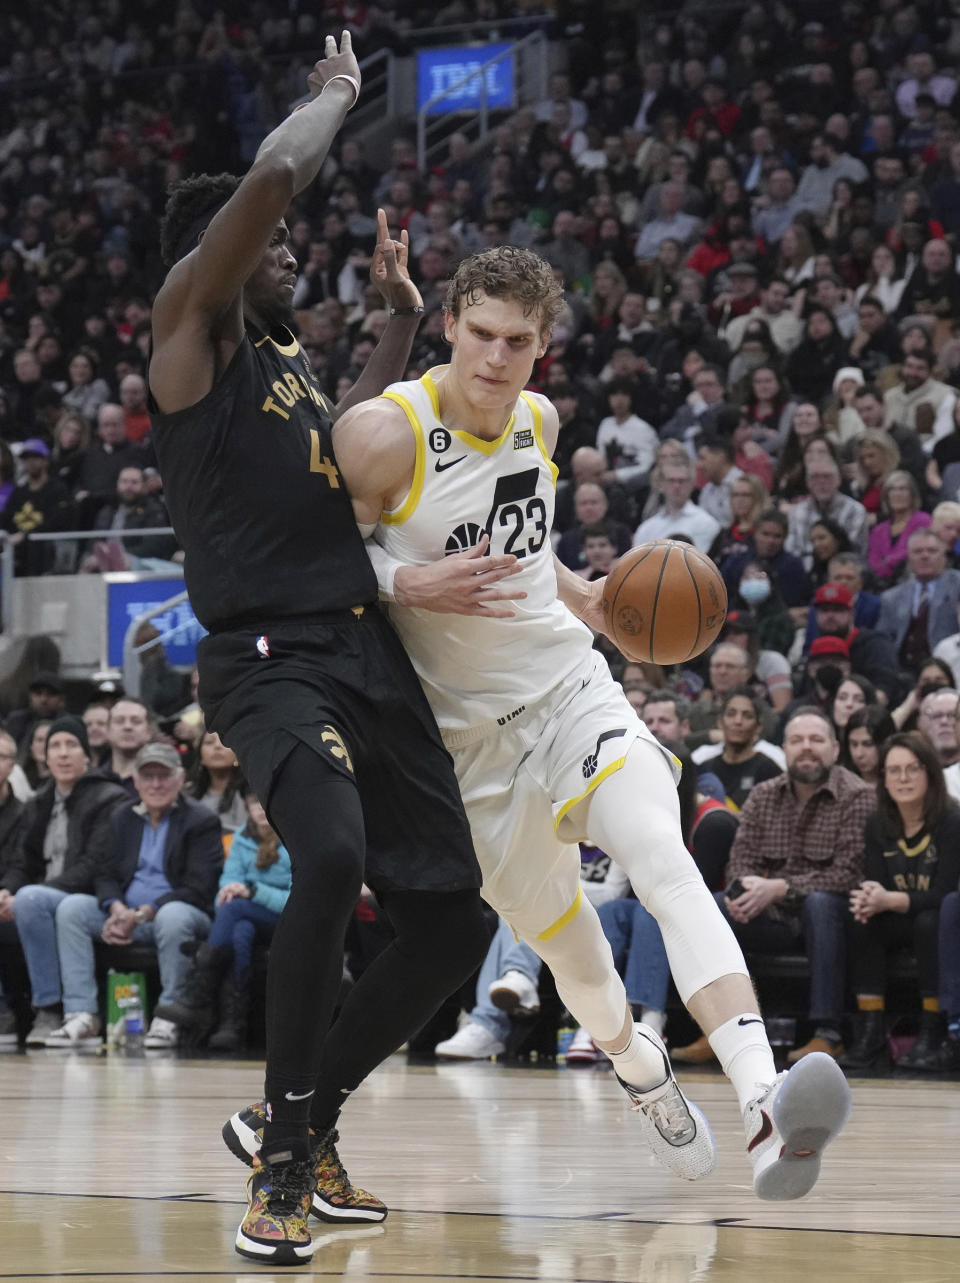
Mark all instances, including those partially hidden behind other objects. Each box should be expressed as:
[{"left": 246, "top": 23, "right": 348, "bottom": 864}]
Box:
[{"left": 441, "top": 652, "right": 679, "bottom": 941}]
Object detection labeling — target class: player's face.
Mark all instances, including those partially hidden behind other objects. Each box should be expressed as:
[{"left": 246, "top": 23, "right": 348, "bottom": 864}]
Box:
[
  {"left": 245, "top": 222, "right": 298, "bottom": 328},
  {"left": 444, "top": 294, "right": 549, "bottom": 409}
]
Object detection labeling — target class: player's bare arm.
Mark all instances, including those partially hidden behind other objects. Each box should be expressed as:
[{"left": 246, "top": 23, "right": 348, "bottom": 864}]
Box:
[
  {"left": 150, "top": 31, "right": 360, "bottom": 414},
  {"left": 333, "top": 398, "right": 526, "bottom": 617},
  {"left": 335, "top": 211, "right": 425, "bottom": 416}
]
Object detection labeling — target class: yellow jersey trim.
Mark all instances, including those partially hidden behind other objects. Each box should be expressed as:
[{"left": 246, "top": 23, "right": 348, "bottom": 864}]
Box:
[
  {"left": 379, "top": 391, "right": 426, "bottom": 525},
  {"left": 554, "top": 755, "right": 628, "bottom": 830},
  {"left": 520, "top": 391, "right": 559, "bottom": 486},
  {"left": 254, "top": 329, "right": 300, "bottom": 356},
  {"left": 537, "top": 885, "right": 583, "bottom": 942},
  {"left": 421, "top": 368, "right": 516, "bottom": 455}
]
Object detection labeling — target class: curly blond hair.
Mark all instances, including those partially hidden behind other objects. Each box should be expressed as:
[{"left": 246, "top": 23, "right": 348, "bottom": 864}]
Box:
[{"left": 443, "top": 245, "right": 564, "bottom": 338}]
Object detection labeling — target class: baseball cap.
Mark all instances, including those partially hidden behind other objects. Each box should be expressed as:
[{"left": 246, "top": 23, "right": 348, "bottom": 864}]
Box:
[
  {"left": 20, "top": 438, "right": 50, "bottom": 458},
  {"left": 134, "top": 742, "right": 183, "bottom": 772},
  {"left": 814, "top": 583, "right": 854, "bottom": 608},
  {"left": 809, "top": 636, "right": 850, "bottom": 658}
]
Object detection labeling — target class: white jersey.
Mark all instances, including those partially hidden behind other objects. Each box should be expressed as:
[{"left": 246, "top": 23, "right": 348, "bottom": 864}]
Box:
[{"left": 375, "top": 368, "right": 592, "bottom": 730}]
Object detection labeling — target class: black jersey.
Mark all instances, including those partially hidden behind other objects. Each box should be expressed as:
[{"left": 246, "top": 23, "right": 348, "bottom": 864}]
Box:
[{"left": 149, "top": 324, "right": 376, "bottom": 630}]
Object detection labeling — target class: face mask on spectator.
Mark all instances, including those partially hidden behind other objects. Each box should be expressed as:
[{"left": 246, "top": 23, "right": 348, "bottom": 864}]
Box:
[{"left": 740, "top": 579, "right": 771, "bottom": 606}]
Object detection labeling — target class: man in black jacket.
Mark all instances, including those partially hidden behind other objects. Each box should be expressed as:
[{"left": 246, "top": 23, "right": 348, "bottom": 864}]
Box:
[
  {"left": 0, "top": 730, "right": 28, "bottom": 1045},
  {"left": 4, "top": 716, "right": 127, "bottom": 1046},
  {"left": 47, "top": 741, "right": 222, "bottom": 1050}
]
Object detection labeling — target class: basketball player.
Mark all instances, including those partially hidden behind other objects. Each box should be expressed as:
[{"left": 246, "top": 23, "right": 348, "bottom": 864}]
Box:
[
  {"left": 148, "top": 35, "right": 493, "bottom": 1265},
  {"left": 326, "top": 246, "right": 852, "bottom": 1200}
]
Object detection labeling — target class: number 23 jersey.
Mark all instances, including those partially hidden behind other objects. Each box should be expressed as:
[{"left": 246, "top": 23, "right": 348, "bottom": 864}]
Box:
[{"left": 374, "top": 368, "right": 592, "bottom": 731}]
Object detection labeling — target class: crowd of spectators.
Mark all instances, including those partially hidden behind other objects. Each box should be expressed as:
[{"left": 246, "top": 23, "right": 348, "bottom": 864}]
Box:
[{"left": 6, "top": 1, "right": 960, "bottom": 1068}]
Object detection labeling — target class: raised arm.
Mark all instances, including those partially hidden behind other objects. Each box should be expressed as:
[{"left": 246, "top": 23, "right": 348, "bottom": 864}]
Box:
[{"left": 150, "top": 32, "right": 361, "bottom": 411}]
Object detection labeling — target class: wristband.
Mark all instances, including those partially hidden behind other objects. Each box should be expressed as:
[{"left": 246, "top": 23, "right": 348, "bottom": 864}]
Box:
[
  {"left": 364, "top": 537, "right": 401, "bottom": 602},
  {"left": 388, "top": 305, "right": 425, "bottom": 317},
  {"left": 322, "top": 73, "right": 360, "bottom": 108}
]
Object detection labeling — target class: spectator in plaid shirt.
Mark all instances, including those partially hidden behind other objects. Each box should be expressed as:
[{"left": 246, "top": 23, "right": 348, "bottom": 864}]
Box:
[{"left": 709, "top": 707, "right": 874, "bottom": 1064}]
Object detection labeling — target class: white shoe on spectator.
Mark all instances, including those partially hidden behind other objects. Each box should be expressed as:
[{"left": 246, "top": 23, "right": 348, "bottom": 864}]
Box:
[
  {"left": 44, "top": 1012, "right": 103, "bottom": 1051},
  {"left": 25, "top": 1009, "right": 62, "bottom": 1047},
  {"left": 565, "top": 1026, "right": 602, "bottom": 1064},
  {"left": 144, "top": 1016, "right": 179, "bottom": 1049},
  {"left": 488, "top": 969, "right": 540, "bottom": 1016},
  {"left": 435, "top": 1021, "right": 505, "bottom": 1060}
]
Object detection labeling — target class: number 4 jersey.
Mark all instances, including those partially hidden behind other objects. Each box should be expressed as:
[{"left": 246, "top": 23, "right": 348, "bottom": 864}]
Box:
[{"left": 374, "top": 368, "right": 592, "bottom": 731}]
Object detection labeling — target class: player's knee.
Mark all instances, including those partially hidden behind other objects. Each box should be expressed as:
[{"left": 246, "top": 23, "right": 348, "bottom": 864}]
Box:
[{"left": 392, "top": 889, "right": 491, "bottom": 976}]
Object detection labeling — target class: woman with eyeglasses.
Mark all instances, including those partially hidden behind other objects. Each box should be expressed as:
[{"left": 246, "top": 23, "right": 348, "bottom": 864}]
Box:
[{"left": 840, "top": 732, "right": 960, "bottom": 1071}]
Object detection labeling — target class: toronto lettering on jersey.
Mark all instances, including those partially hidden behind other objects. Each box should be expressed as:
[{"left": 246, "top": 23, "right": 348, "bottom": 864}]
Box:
[{"left": 261, "top": 368, "right": 329, "bottom": 420}]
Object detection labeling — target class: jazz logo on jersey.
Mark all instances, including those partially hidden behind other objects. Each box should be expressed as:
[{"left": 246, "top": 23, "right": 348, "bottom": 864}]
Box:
[
  {"left": 581, "top": 729, "right": 626, "bottom": 779},
  {"left": 256, "top": 635, "right": 271, "bottom": 659},
  {"left": 514, "top": 428, "right": 534, "bottom": 450},
  {"left": 321, "top": 725, "right": 354, "bottom": 774}
]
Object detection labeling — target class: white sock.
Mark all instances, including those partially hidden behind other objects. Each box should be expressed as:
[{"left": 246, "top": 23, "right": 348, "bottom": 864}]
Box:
[
  {"left": 640, "top": 1008, "right": 666, "bottom": 1037},
  {"left": 605, "top": 1025, "right": 668, "bottom": 1093},
  {"left": 708, "top": 1013, "right": 777, "bottom": 1114}
]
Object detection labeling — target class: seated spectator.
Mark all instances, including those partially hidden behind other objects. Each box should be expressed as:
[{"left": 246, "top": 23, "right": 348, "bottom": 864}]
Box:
[
  {"left": 6, "top": 671, "right": 65, "bottom": 752},
  {"left": 810, "top": 582, "right": 902, "bottom": 702},
  {"left": 554, "top": 446, "right": 637, "bottom": 533},
  {"left": 119, "top": 373, "right": 151, "bottom": 444},
  {"left": 733, "top": 563, "right": 796, "bottom": 657},
  {"left": 641, "top": 692, "right": 692, "bottom": 745},
  {"left": 594, "top": 380, "right": 658, "bottom": 490},
  {"left": 929, "top": 500, "right": 960, "bottom": 568},
  {"left": 675, "top": 707, "right": 873, "bottom": 1064},
  {"left": 187, "top": 731, "right": 247, "bottom": 833},
  {"left": 156, "top": 786, "right": 291, "bottom": 1051},
  {"left": 632, "top": 452, "right": 720, "bottom": 553},
  {"left": 785, "top": 457, "right": 870, "bottom": 568},
  {"left": 916, "top": 688, "right": 960, "bottom": 771},
  {"left": 61, "top": 348, "right": 111, "bottom": 425},
  {"left": 709, "top": 474, "right": 770, "bottom": 568},
  {"left": 81, "top": 703, "right": 112, "bottom": 768},
  {"left": 51, "top": 412, "right": 91, "bottom": 493},
  {"left": 4, "top": 717, "right": 126, "bottom": 1047},
  {"left": 45, "top": 742, "right": 222, "bottom": 1050},
  {"left": 773, "top": 403, "right": 826, "bottom": 505},
  {"left": 841, "top": 706, "right": 897, "bottom": 786},
  {"left": 785, "top": 309, "right": 848, "bottom": 406},
  {"left": 0, "top": 439, "right": 74, "bottom": 576},
  {"left": 721, "top": 508, "right": 812, "bottom": 610},
  {"left": 573, "top": 525, "right": 618, "bottom": 581},
  {"left": 867, "top": 471, "right": 931, "bottom": 587},
  {"left": 690, "top": 688, "right": 784, "bottom": 809},
  {"left": 876, "top": 528, "right": 960, "bottom": 674},
  {"left": 19, "top": 720, "right": 51, "bottom": 793},
  {"left": 0, "top": 731, "right": 28, "bottom": 1045},
  {"left": 555, "top": 483, "right": 632, "bottom": 571},
  {"left": 103, "top": 698, "right": 155, "bottom": 796},
  {"left": 82, "top": 466, "right": 178, "bottom": 573},
  {"left": 695, "top": 434, "right": 744, "bottom": 528},
  {"left": 808, "top": 518, "right": 853, "bottom": 591},
  {"left": 803, "top": 552, "right": 880, "bottom": 651},
  {"left": 883, "top": 349, "right": 956, "bottom": 445},
  {"left": 890, "top": 657, "right": 956, "bottom": 732},
  {"left": 634, "top": 183, "right": 702, "bottom": 260},
  {"left": 848, "top": 430, "right": 900, "bottom": 518},
  {"left": 74, "top": 402, "right": 150, "bottom": 525},
  {"left": 720, "top": 612, "right": 793, "bottom": 713},
  {"left": 132, "top": 624, "right": 189, "bottom": 718},
  {"left": 840, "top": 732, "right": 960, "bottom": 1071},
  {"left": 724, "top": 277, "right": 803, "bottom": 357},
  {"left": 830, "top": 675, "right": 877, "bottom": 736},
  {"left": 659, "top": 363, "right": 729, "bottom": 452}
]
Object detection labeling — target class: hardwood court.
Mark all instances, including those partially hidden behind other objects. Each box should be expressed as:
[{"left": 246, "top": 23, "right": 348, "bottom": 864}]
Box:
[{"left": 2, "top": 1051, "right": 959, "bottom": 1281}]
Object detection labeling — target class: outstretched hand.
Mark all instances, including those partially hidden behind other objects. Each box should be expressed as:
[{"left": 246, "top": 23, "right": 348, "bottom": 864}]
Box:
[
  {"left": 306, "top": 29, "right": 361, "bottom": 99},
  {"left": 371, "top": 208, "right": 424, "bottom": 310},
  {"left": 394, "top": 534, "right": 526, "bottom": 617}
]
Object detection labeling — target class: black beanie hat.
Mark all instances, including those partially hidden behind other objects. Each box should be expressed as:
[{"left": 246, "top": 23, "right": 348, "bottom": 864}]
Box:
[{"left": 44, "top": 714, "right": 91, "bottom": 761}]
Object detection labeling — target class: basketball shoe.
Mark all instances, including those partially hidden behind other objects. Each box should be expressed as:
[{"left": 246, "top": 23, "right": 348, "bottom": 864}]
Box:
[
  {"left": 235, "top": 1153, "right": 315, "bottom": 1265},
  {"left": 616, "top": 1025, "right": 717, "bottom": 1181},
  {"left": 223, "top": 1102, "right": 387, "bottom": 1223},
  {"left": 744, "top": 1052, "right": 851, "bottom": 1200}
]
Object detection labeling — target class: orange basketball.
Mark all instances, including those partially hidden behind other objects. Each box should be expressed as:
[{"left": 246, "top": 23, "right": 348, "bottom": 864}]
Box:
[{"left": 600, "top": 539, "right": 728, "bottom": 665}]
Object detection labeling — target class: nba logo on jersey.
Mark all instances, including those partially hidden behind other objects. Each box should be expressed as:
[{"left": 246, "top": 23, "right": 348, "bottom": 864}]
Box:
[{"left": 256, "top": 635, "right": 271, "bottom": 659}]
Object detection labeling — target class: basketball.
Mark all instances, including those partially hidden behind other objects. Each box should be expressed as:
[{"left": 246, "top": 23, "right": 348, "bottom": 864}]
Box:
[{"left": 600, "top": 539, "right": 728, "bottom": 665}]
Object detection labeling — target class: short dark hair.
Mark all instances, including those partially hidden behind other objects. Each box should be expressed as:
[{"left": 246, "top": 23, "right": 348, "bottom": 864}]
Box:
[
  {"left": 721, "top": 684, "right": 763, "bottom": 720},
  {"left": 697, "top": 433, "right": 735, "bottom": 460},
  {"left": 644, "top": 690, "right": 692, "bottom": 721},
  {"left": 159, "top": 172, "right": 241, "bottom": 267},
  {"left": 756, "top": 507, "right": 788, "bottom": 533},
  {"left": 878, "top": 731, "right": 950, "bottom": 838},
  {"left": 444, "top": 245, "right": 564, "bottom": 336},
  {"left": 784, "top": 704, "right": 836, "bottom": 739}
]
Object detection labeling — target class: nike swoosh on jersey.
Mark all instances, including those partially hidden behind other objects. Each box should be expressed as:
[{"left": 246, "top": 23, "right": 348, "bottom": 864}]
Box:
[{"left": 435, "top": 456, "right": 467, "bottom": 472}]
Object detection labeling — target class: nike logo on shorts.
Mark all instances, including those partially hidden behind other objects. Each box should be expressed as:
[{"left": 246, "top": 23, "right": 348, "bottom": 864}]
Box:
[{"left": 435, "top": 456, "right": 467, "bottom": 472}]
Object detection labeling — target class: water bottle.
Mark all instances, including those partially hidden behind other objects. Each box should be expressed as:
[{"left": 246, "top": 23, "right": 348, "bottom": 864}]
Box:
[{"left": 123, "top": 988, "right": 145, "bottom": 1053}]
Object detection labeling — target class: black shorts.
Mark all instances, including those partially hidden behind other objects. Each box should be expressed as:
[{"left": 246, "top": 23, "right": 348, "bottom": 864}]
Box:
[{"left": 197, "top": 606, "right": 481, "bottom": 895}]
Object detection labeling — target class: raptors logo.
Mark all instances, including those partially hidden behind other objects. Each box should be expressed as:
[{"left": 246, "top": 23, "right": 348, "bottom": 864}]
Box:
[
  {"left": 581, "top": 729, "right": 627, "bottom": 779},
  {"left": 321, "top": 725, "right": 354, "bottom": 773}
]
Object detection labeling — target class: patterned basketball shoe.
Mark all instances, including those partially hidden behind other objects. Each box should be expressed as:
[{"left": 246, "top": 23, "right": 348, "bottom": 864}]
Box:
[
  {"left": 616, "top": 1024, "right": 717, "bottom": 1181},
  {"left": 744, "top": 1053, "right": 852, "bottom": 1200},
  {"left": 223, "top": 1102, "right": 387, "bottom": 1223},
  {"left": 235, "top": 1154, "right": 315, "bottom": 1265}
]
